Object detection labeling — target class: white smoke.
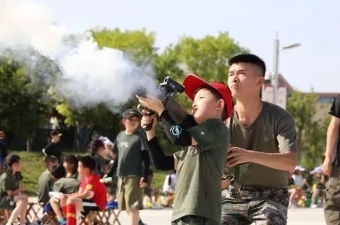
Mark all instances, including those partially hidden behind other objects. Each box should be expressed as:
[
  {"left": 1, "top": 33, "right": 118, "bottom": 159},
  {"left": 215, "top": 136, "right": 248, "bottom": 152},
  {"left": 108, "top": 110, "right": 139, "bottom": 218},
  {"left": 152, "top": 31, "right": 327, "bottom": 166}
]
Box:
[{"left": 0, "top": 0, "right": 160, "bottom": 112}]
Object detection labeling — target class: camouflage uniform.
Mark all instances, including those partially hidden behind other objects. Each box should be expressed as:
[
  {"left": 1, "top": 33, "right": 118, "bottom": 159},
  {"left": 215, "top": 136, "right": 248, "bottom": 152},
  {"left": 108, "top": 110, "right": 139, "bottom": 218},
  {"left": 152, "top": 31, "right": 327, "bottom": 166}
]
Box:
[
  {"left": 324, "top": 166, "right": 340, "bottom": 225},
  {"left": 221, "top": 186, "right": 289, "bottom": 225}
]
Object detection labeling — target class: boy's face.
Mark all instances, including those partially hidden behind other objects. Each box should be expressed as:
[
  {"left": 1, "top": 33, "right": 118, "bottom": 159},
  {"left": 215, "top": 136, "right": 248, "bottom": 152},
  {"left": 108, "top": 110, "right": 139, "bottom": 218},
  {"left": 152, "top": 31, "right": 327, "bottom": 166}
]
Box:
[
  {"left": 78, "top": 161, "right": 90, "bottom": 176},
  {"left": 98, "top": 146, "right": 105, "bottom": 155},
  {"left": 13, "top": 160, "right": 22, "bottom": 172},
  {"left": 48, "top": 161, "right": 58, "bottom": 170},
  {"left": 192, "top": 88, "right": 223, "bottom": 124},
  {"left": 122, "top": 116, "right": 140, "bottom": 131},
  {"left": 63, "top": 161, "right": 72, "bottom": 172}
]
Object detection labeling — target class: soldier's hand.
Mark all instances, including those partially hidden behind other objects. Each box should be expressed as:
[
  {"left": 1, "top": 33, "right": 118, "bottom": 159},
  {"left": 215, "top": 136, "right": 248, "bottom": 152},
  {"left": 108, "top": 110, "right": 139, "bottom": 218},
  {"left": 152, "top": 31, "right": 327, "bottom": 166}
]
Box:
[{"left": 322, "top": 157, "right": 332, "bottom": 176}]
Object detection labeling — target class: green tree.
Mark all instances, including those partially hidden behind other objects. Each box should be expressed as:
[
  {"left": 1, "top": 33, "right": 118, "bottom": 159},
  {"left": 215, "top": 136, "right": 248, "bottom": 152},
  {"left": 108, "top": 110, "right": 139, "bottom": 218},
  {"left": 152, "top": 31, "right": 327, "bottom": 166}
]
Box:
[
  {"left": 163, "top": 32, "right": 248, "bottom": 110},
  {"left": 0, "top": 53, "right": 54, "bottom": 151},
  {"left": 287, "top": 91, "right": 328, "bottom": 169},
  {"left": 152, "top": 33, "right": 248, "bottom": 153}
]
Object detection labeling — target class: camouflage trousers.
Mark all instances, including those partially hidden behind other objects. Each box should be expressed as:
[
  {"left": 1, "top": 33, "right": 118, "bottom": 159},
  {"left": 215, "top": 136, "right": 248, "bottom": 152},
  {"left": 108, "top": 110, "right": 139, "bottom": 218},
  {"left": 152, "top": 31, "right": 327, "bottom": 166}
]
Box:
[
  {"left": 221, "top": 186, "right": 289, "bottom": 225},
  {"left": 171, "top": 216, "right": 220, "bottom": 225},
  {"left": 324, "top": 166, "right": 340, "bottom": 225}
]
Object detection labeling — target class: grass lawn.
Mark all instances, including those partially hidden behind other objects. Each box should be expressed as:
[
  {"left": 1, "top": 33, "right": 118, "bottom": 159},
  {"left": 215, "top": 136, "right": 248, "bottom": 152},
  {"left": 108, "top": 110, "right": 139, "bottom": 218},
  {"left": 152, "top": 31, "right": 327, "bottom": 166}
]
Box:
[{"left": 13, "top": 151, "right": 169, "bottom": 196}]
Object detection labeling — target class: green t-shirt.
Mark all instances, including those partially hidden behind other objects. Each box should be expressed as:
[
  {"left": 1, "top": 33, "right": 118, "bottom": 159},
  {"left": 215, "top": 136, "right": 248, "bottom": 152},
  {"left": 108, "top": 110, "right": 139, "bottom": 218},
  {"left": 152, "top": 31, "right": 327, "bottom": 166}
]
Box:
[
  {"left": 37, "top": 170, "right": 54, "bottom": 204},
  {"left": 113, "top": 131, "right": 148, "bottom": 177},
  {"left": 226, "top": 101, "right": 297, "bottom": 188},
  {"left": 172, "top": 118, "right": 229, "bottom": 223},
  {"left": 53, "top": 177, "right": 80, "bottom": 194},
  {"left": 0, "top": 172, "right": 21, "bottom": 209}
]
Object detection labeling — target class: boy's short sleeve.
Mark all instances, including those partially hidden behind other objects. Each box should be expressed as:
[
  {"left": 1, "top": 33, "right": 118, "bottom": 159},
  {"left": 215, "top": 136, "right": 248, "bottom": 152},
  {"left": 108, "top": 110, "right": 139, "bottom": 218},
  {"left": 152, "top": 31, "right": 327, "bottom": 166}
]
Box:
[
  {"left": 85, "top": 176, "right": 97, "bottom": 191},
  {"left": 2, "top": 175, "right": 14, "bottom": 191},
  {"left": 330, "top": 95, "right": 340, "bottom": 118},
  {"left": 188, "top": 119, "right": 228, "bottom": 151},
  {"left": 173, "top": 151, "right": 181, "bottom": 159},
  {"left": 53, "top": 181, "right": 62, "bottom": 192}
]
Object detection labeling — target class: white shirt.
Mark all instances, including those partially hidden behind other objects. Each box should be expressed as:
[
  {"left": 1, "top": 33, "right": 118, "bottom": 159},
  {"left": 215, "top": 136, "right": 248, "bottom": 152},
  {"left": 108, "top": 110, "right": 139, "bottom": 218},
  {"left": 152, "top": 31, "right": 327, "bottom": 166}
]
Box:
[
  {"left": 292, "top": 174, "right": 304, "bottom": 187},
  {"left": 163, "top": 173, "right": 176, "bottom": 193}
]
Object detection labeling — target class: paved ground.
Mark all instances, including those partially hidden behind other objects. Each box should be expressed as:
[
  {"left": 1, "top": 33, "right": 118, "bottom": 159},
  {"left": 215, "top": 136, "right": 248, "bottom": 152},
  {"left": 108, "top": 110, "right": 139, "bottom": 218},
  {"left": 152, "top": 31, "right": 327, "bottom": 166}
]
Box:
[
  {"left": 118, "top": 208, "right": 326, "bottom": 225},
  {"left": 27, "top": 197, "right": 327, "bottom": 225}
]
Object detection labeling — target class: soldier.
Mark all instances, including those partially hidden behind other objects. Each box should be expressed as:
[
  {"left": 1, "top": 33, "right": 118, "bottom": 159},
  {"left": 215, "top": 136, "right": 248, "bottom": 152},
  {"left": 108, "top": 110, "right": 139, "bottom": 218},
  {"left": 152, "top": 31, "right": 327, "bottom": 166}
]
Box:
[{"left": 223, "top": 54, "right": 297, "bottom": 225}]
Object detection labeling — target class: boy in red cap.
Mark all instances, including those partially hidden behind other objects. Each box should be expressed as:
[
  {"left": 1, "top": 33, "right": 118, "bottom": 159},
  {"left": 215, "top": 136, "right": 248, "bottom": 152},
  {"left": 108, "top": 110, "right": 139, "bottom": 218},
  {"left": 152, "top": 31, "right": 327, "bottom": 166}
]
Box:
[{"left": 136, "top": 74, "right": 232, "bottom": 225}]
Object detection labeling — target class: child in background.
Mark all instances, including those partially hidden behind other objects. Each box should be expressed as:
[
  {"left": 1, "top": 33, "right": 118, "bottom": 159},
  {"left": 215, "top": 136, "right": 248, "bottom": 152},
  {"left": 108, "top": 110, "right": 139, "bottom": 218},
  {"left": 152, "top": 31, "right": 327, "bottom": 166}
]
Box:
[
  {"left": 54, "top": 155, "right": 107, "bottom": 225},
  {"left": 0, "top": 155, "right": 28, "bottom": 225},
  {"left": 46, "top": 165, "right": 80, "bottom": 224},
  {"left": 98, "top": 136, "right": 115, "bottom": 159},
  {"left": 106, "top": 109, "right": 150, "bottom": 225},
  {"left": 63, "top": 155, "right": 80, "bottom": 180},
  {"left": 42, "top": 130, "right": 63, "bottom": 164},
  {"left": 89, "top": 139, "right": 106, "bottom": 177},
  {"left": 37, "top": 156, "right": 58, "bottom": 205}
]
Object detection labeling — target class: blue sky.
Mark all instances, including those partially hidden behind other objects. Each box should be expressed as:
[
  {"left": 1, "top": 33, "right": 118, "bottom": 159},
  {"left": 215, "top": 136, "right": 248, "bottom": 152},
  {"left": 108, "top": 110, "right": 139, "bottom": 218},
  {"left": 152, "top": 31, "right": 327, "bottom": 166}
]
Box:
[{"left": 31, "top": 0, "right": 339, "bottom": 93}]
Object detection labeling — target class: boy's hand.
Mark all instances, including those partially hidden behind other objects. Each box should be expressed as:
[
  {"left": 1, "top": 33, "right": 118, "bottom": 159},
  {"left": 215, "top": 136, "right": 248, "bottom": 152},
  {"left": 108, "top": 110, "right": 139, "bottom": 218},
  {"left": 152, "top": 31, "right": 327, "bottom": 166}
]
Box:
[
  {"left": 136, "top": 95, "right": 165, "bottom": 115},
  {"left": 140, "top": 177, "right": 148, "bottom": 188}
]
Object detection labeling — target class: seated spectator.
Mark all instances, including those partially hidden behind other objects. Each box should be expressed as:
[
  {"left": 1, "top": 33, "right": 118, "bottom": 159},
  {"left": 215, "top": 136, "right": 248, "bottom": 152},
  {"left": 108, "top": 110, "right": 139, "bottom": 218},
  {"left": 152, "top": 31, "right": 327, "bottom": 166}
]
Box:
[
  {"left": 309, "top": 166, "right": 325, "bottom": 208},
  {"left": 0, "top": 155, "right": 28, "bottom": 225},
  {"left": 35, "top": 165, "right": 80, "bottom": 224},
  {"left": 98, "top": 136, "right": 114, "bottom": 159},
  {"left": 37, "top": 156, "right": 58, "bottom": 205},
  {"left": 51, "top": 155, "right": 107, "bottom": 225},
  {"left": 63, "top": 155, "right": 80, "bottom": 180},
  {"left": 289, "top": 165, "right": 305, "bottom": 207},
  {"left": 162, "top": 170, "right": 176, "bottom": 193},
  {"left": 89, "top": 139, "right": 106, "bottom": 177}
]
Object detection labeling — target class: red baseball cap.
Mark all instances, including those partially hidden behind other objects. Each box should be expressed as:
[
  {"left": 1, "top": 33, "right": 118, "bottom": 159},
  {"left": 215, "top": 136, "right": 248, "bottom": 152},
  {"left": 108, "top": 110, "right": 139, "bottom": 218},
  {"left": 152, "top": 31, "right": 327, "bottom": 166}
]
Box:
[{"left": 183, "top": 74, "right": 233, "bottom": 121}]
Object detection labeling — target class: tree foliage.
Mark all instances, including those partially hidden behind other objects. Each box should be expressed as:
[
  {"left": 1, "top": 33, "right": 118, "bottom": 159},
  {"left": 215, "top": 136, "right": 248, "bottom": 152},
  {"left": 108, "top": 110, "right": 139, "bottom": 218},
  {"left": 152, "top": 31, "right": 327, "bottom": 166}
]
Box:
[
  {"left": 0, "top": 53, "right": 54, "bottom": 150},
  {"left": 287, "top": 90, "right": 329, "bottom": 169}
]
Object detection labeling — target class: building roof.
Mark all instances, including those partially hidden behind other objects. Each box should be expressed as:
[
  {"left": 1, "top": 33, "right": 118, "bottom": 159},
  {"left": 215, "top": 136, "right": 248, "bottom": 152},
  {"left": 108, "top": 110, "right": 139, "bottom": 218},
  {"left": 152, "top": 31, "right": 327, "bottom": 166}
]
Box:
[{"left": 279, "top": 74, "right": 340, "bottom": 97}]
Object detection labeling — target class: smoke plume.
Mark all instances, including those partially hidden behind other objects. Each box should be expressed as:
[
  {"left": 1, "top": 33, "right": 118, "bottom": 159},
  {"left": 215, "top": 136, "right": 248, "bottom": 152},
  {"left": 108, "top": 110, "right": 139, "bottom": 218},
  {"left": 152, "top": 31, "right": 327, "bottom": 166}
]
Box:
[{"left": 0, "top": 0, "right": 160, "bottom": 112}]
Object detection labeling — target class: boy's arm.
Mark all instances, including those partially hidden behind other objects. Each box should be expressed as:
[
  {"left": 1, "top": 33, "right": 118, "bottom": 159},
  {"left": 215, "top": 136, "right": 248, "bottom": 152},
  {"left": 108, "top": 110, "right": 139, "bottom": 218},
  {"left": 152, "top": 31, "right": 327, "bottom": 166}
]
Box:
[
  {"left": 147, "top": 137, "right": 175, "bottom": 170},
  {"left": 160, "top": 110, "right": 227, "bottom": 151},
  {"left": 42, "top": 143, "right": 52, "bottom": 156},
  {"left": 140, "top": 137, "right": 150, "bottom": 181},
  {"left": 107, "top": 156, "right": 118, "bottom": 177},
  {"left": 141, "top": 151, "right": 150, "bottom": 182},
  {"left": 159, "top": 110, "right": 195, "bottom": 147},
  {"left": 67, "top": 185, "right": 89, "bottom": 199}
]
